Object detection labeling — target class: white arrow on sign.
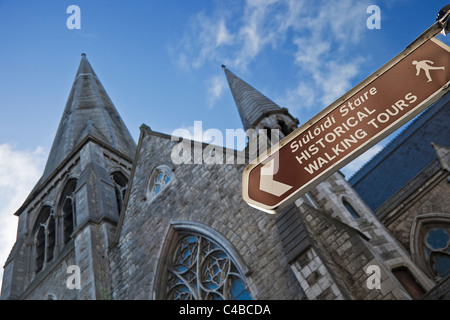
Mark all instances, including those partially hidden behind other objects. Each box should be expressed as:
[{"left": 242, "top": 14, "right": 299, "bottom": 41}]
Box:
[{"left": 259, "top": 159, "right": 293, "bottom": 197}]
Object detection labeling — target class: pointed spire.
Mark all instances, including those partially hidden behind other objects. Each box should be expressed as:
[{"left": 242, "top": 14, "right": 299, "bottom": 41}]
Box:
[
  {"left": 38, "top": 54, "right": 136, "bottom": 187},
  {"left": 223, "top": 66, "right": 298, "bottom": 132},
  {"left": 75, "top": 53, "right": 98, "bottom": 79}
]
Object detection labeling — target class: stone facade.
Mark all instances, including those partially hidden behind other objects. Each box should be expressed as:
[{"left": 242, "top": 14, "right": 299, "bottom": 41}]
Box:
[
  {"left": 1, "top": 56, "right": 449, "bottom": 300},
  {"left": 108, "top": 127, "right": 305, "bottom": 300},
  {"left": 385, "top": 163, "right": 450, "bottom": 255}
]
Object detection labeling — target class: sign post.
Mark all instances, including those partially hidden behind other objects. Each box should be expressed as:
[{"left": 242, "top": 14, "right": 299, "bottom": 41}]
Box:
[{"left": 242, "top": 22, "right": 450, "bottom": 214}]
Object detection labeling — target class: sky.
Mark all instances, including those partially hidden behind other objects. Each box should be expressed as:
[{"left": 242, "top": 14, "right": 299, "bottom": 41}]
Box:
[{"left": 0, "top": 0, "right": 449, "bottom": 290}]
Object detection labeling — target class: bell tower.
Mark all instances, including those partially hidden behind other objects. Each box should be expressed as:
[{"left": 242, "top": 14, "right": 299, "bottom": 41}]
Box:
[
  {"left": 222, "top": 65, "right": 299, "bottom": 143},
  {"left": 1, "top": 54, "right": 136, "bottom": 300}
]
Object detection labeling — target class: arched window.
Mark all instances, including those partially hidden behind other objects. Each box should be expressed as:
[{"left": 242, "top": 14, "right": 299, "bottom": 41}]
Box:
[
  {"left": 33, "top": 205, "right": 55, "bottom": 273},
  {"left": 278, "top": 120, "right": 293, "bottom": 137},
  {"left": 343, "top": 199, "right": 360, "bottom": 219},
  {"left": 410, "top": 214, "right": 450, "bottom": 281},
  {"left": 161, "top": 232, "right": 251, "bottom": 300},
  {"left": 47, "top": 293, "right": 57, "bottom": 300},
  {"left": 392, "top": 267, "right": 425, "bottom": 300},
  {"left": 423, "top": 226, "right": 450, "bottom": 279},
  {"left": 148, "top": 165, "right": 173, "bottom": 200},
  {"left": 46, "top": 215, "right": 55, "bottom": 263},
  {"left": 59, "top": 179, "right": 77, "bottom": 246},
  {"left": 263, "top": 126, "right": 272, "bottom": 142},
  {"left": 35, "top": 226, "right": 45, "bottom": 273},
  {"left": 110, "top": 171, "right": 128, "bottom": 216}
]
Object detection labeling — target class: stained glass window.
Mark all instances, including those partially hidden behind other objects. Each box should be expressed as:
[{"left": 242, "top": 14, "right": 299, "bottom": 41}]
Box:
[
  {"left": 423, "top": 227, "right": 450, "bottom": 279},
  {"left": 164, "top": 234, "right": 251, "bottom": 300},
  {"left": 148, "top": 165, "right": 173, "bottom": 199}
]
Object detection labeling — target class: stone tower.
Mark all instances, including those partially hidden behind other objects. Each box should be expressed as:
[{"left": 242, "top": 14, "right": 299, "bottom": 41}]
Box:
[
  {"left": 222, "top": 66, "right": 299, "bottom": 142},
  {"left": 0, "top": 54, "right": 136, "bottom": 300},
  {"left": 223, "top": 66, "right": 436, "bottom": 300},
  {"left": 2, "top": 57, "right": 447, "bottom": 301}
]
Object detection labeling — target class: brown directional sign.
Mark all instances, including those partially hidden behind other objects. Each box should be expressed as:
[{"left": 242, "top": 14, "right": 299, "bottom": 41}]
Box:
[{"left": 242, "top": 32, "right": 450, "bottom": 214}]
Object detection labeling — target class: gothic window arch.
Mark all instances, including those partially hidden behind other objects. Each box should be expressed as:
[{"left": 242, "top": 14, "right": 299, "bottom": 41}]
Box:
[
  {"left": 59, "top": 178, "right": 77, "bottom": 246},
  {"left": 147, "top": 165, "right": 173, "bottom": 200},
  {"left": 110, "top": 171, "right": 128, "bottom": 216},
  {"left": 342, "top": 198, "right": 360, "bottom": 219},
  {"left": 46, "top": 215, "right": 55, "bottom": 263},
  {"left": 392, "top": 266, "right": 425, "bottom": 299},
  {"left": 33, "top": 205, "right": 55, "bottom": 274},
  {"left": 35, "top": 225, "right": 45, "bottom": 273},
  {"left": 263, "top": 126, "right": 272, "bottom": 142},
  {"left": 154, "top": 223, "right": 251, "bottom": 300},
  {"left": 277, "top": 119, "right": 294, "bottom": 137},
  {"left": 410, "top": 213, "right": 450, "bottom": 281},
  {"left": 422, "top": 226, "right": 450, "bottom": 279},
  {"left": 47, "top": 293, "right": 57, "bottom": 300}
]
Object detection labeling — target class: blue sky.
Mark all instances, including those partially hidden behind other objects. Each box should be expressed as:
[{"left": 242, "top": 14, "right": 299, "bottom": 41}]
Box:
[{"left": 0, "top": 0, "right": 449, "bottom": 288}]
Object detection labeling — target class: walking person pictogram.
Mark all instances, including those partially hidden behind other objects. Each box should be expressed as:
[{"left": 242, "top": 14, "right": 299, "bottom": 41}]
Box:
[{"left": 412, "top": 60, "right": 445, "bottom": 82}]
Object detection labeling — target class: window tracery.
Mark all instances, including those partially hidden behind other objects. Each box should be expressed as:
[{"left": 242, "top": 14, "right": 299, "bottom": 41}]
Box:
[
  {"left": 423, "top": 226, "right": 450, "bottom": 279},
  {"left": 60, "top": 179, "right": 77, "bottom": 246},
  {"left": 110, "top": 171, "right": 128, "bottom": 216},
  {"left": 148, "top": 165, "right": 173, "bottom": 200},
  {"left": 33, "top": 205, "right": 55, "bottom": 273},
  {"left": 410, "top": 214, "right": 450, "bottom": 281},
  {"left": 163, "top": 234, "right": 251, "bottom": 300}
]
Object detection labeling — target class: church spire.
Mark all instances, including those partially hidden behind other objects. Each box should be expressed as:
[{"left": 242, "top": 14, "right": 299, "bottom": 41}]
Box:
[
  {"left": 75, "top": 52, "right": 98, "bottom": 79},
  {"left": 38, "top": 54, "right": 136, "bottom": 188},
  {"left": 223, "top": 65, "right": 299, "bottom": 137}
]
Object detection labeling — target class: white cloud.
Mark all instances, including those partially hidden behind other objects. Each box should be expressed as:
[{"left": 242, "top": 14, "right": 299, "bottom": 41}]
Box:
[
  {"left": 294, "top": 38, "right": 330, "bottom": 69},
  {"left": 279, "top": 0, "right": 371, "bottom": 112},
  {"left": 0, "top": 144, "right": 46, "bottom": 291},
  {"left": 233, "top": 0, "right": 280, "bottom": 68},
  {"left": 283, "top": 81, "right": 316, "bottom": 111},
  {"left": 216, "top": 19, "right": 234, "bottom": 47},
  {"left": 180, "top": 11, "right": 235, "bottom": 70},
  {"left": 317, "top": 60, "right": 363, "bottom": 107},
  {"left": 176, "top": 0, "right": 292, "bottom": 71},
  {"left": 207, "top": 75, "right": 228, "bottom": 108},
  {"left": 175, "top": 0, "right": 372, "bottom": 112}
]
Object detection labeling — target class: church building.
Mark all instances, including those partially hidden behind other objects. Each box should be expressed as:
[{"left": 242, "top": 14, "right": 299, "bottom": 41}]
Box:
[{"left": 1, "top": 53, "right": 449, "bottom": 300}]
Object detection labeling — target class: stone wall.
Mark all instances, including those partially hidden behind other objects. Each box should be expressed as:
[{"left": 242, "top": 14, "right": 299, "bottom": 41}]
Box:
[
  {"left": 294, "top": 203, "right": 410, "bottom": 300},
  {"left": 109, "top": 127, "right": 305, "bottom": 300},
  {"left": 1, "top": 138, "right": 133, "bottom": 300},
  {"left": 383, "top": 167, "right": 450, "bottom": 255},
  {"left": 306, "top": 172, "right": 435, "bottom": 294},
  {"left": 290, "top": 247, "right": 345, "bottom": 300},
  {"left": 23, "top": 245, "right": 78, "bottom": 300}
]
